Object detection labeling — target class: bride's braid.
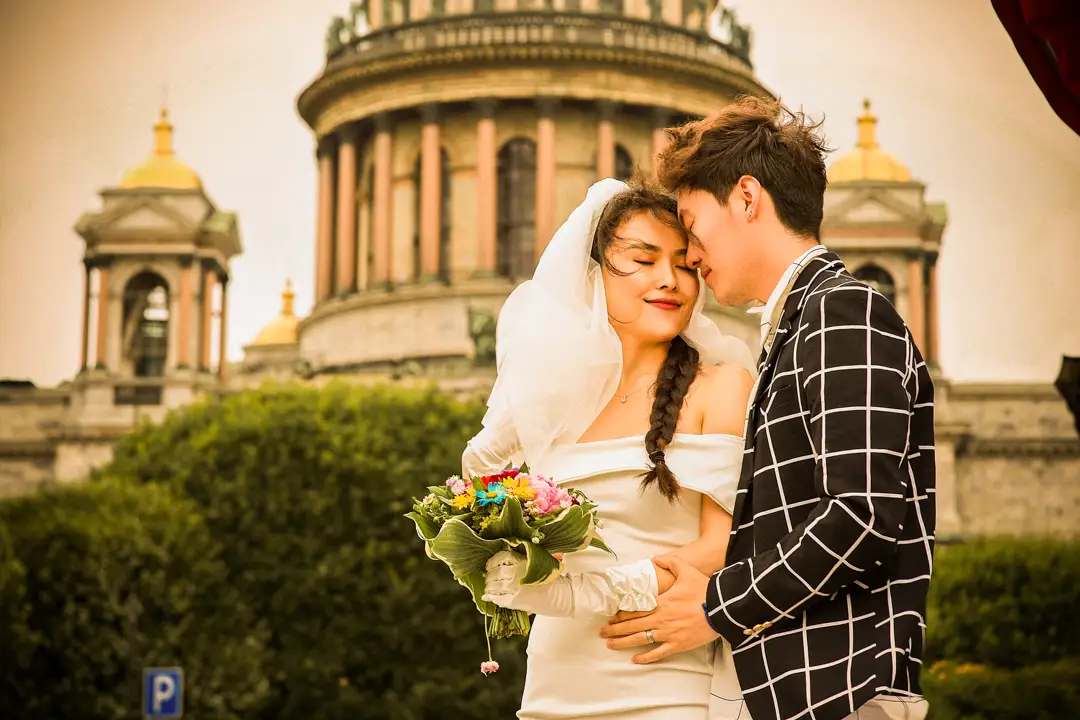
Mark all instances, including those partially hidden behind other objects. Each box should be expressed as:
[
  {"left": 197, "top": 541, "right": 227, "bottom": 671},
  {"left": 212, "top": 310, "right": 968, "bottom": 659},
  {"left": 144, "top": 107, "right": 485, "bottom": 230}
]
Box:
[{"left": 642, "top": 336, "right": 700, "bottom": 501}]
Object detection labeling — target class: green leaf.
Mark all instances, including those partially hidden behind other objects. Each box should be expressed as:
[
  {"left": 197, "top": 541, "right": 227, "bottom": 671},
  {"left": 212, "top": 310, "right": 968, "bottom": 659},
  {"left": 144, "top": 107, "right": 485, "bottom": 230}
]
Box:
[
  {"left": 404, "top": 512, "right": 439, "bottom": 542},
  {"left": 537, "top": 505, "right": 596, "bottom": 554},
  {"left": 520, "top": 541, "right": 562, "bottom": 586},
  {"left": 456, "top": 566, "right": 499, "bottom": 616},
  {"left": 429, "top": 518, "right": 503, "bottom": 578},
  {"left": 589, "top": 534, "right": 616, "bottom": 556},
  {"left": 478, "top": 496, "right": 534, "bottom": 541}
]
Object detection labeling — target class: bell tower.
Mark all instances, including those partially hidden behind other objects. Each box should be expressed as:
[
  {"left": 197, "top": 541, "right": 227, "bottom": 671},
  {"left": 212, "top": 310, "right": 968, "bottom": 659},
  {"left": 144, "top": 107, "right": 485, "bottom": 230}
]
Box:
[
  {"left": 58, "top": 108, "right": 243, "bottom": 481},
  {"left": 822, "top": 99, "right": 946, "bottom": 370}
]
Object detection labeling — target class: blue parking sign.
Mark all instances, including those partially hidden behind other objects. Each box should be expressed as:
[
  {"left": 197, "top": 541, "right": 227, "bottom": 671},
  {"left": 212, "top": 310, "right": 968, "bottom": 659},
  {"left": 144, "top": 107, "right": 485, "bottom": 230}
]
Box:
[{"left": 143, "top": 667, "right": 183, "bottom": 718}]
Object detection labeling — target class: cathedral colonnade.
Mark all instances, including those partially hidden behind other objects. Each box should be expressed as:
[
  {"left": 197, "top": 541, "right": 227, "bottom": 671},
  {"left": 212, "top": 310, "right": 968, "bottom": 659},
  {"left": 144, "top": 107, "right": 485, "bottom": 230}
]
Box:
[{"left": 310, "top": 99, "right": 676, "bottom": 303}]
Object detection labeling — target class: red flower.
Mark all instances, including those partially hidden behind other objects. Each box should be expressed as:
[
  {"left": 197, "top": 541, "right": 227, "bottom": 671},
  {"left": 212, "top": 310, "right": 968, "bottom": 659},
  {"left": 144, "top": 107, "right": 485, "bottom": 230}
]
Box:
[{"left": 480, "top": 469, "right": 520, "bottom": 487}]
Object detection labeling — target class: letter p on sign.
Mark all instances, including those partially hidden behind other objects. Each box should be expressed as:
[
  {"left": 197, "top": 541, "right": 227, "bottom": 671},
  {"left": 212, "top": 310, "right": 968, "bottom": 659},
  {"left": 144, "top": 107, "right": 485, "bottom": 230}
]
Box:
[{"left": 143, "top": 667, "right": 183, "bottom": 718}]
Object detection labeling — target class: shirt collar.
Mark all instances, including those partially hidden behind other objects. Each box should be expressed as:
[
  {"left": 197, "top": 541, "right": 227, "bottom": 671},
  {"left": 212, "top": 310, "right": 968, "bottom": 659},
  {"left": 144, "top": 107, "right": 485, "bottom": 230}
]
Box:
[{"left": 756, "top": 244, "right": 828, "bottom": 344}]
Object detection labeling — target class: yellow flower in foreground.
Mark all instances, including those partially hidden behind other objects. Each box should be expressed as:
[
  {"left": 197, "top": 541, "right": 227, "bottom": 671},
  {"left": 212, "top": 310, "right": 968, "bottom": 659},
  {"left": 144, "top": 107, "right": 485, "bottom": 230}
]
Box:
[
  {"left": 452, "top": 494, "right": 472, "bottom": 510},
  {"left": 502, "top": 477, "right": 537, "bottom": 501}
]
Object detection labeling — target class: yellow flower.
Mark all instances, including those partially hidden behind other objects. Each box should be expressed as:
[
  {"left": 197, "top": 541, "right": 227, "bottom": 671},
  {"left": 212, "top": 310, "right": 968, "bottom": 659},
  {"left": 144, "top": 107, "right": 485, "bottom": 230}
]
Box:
[
  {"left": 452, "top": 494, "right": 472, "bottom": 510},
  {"left": 502, "top": 477, "right": 537, "bottom": 501}
]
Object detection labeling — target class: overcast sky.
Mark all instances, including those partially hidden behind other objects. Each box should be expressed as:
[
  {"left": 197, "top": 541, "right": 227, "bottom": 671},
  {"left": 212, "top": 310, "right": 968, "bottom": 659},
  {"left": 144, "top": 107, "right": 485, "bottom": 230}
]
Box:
[{"left": 1, "top": 0, "right": 1078, "bottom": 387}]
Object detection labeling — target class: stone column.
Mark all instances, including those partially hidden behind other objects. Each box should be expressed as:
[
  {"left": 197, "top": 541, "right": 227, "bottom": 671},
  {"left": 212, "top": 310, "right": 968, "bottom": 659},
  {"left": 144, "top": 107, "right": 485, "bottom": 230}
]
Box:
[
  {"left": 80, "top": 259, "right": 91, "bottom": 369},
  {"left": 535, "top": 98, "right": 558, "bottom": 260},
  {"left": 419, "top": 104, "right": 442, "bottom": 280},
  {"left": 315, "top": 138, "right": 336, "bottom": 303},
  {"left": 651, "top": 108, "right": 670, "bottom": 178},
  {"left": 94, "top": 263, "right": 110, "bottom": 369},
  {"left": 474, "top": 98, "right": 498, "bottom": 276},
  {"left": 335, "top": 125, "right": 359, "bottom": 295},
  {"left": 217, "top": 275, "right": 229, "bottom": 382},
  {"left": 907, "top": 256, "right": 925, "bottom": 351},
  {"left": 928, "top": 259, "right": 940, "bottom": 366},
  {"left": 200, "top": 262, "right": 216, "bottom": 371},
  {"left": 372, "top": 114, "right": 394, "bottom": 287},
  {"left": 177, "top": 258, "right": 193, "bottom": 368},
  {"left": 596, "top": 100, "right": 616, "bottom": 180}
]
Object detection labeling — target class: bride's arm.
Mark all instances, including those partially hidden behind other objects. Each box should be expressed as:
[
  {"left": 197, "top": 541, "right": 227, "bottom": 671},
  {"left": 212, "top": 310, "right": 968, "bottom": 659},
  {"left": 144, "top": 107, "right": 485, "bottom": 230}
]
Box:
[
  {"left": 461, "top": 413, "right": 522, "bottom": 478},
  {"left": 652, "top": 364, "right": 753, "bottom": 593}
]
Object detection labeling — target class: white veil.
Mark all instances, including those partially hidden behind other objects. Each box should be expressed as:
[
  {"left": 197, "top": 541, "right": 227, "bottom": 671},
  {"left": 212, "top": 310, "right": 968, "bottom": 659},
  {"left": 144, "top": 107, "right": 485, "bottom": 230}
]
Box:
[{"left": 478, "top": 178, "right": 755, "bottom": 470}]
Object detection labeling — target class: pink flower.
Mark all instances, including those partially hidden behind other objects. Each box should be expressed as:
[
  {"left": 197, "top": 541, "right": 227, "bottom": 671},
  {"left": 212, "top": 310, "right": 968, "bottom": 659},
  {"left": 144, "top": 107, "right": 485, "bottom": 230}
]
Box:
[
  {"left": 480, "top": 660, "right": 500, "bottom": 675},
  {"left": 525, "top": 474, "right": 573, "bottom": 517},
  {"left": 445, "top": 476, "right": 467, "bottom": 495}
]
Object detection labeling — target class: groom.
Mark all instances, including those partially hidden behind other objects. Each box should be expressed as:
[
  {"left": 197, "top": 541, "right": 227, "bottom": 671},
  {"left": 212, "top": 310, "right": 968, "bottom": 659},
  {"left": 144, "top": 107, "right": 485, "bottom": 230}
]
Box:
[{"left": 602, "top": 97, "right": 936, "bottom": 720}]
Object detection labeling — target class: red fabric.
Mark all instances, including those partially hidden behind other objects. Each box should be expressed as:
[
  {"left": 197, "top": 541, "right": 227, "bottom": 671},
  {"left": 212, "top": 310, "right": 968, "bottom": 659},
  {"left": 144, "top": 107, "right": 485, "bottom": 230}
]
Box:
[{"left": 992, "top": 0, "right": 1080, "bottom": 136}]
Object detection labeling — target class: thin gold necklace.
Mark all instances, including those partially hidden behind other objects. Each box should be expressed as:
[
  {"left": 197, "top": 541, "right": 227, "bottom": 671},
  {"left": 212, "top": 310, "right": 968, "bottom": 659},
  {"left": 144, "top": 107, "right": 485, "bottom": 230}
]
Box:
[{"left": 616, "top": 378, "right": 652, "bottom": 404}]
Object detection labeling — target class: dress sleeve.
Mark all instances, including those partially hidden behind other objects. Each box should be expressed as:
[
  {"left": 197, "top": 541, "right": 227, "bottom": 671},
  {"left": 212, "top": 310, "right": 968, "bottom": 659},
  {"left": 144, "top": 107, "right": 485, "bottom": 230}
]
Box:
[{"left": 665, "top": 434, "right": 744, "bottom": 513}]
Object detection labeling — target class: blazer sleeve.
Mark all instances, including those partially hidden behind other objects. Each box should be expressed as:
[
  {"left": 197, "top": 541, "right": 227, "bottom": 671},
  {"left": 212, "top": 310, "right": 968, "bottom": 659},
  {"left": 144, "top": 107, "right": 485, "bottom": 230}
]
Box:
[{"left": 703, "top": 284, "right": 916, "bottom": 645}]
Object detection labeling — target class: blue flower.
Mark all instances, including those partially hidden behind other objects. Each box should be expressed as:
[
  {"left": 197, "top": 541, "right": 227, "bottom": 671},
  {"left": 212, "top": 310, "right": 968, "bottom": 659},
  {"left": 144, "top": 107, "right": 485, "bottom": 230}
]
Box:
[{"left": 477, "top": 481, "right": 506, "bottom": 507}]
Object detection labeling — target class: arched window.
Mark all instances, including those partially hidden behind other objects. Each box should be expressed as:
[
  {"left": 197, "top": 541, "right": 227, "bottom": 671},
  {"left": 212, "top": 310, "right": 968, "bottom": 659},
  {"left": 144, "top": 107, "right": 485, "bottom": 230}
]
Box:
[
  {"left": 121, "top": 271, "right": 170, "bottom": 378},
  {"left": 615, "top": 144, "right": 634, "bottom": 181},
  {"left": 412, "top": 148, "right": 454, "bottom": 282},
  {"left": 439, "top": 148, "right": 452, "bottom": 282},
  {"left": 854, "top": 264, "right": 897, "bottom": 306},
  {"left": 497, "top": 138, "right": 537, "bottom": 279}
]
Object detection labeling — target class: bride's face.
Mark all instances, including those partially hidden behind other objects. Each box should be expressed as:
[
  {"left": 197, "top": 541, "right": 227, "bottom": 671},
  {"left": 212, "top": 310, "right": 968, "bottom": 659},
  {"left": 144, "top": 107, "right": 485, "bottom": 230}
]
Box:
[{"left": 601, "top": 211, "right": 699, "bottom": 345}]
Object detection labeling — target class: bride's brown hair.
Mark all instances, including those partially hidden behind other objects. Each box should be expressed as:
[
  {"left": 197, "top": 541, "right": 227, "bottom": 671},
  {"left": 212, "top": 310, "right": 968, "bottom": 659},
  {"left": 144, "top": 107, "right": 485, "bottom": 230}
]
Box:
[{"left": 590, "top": 177, "right": 701, "bottom": 502}]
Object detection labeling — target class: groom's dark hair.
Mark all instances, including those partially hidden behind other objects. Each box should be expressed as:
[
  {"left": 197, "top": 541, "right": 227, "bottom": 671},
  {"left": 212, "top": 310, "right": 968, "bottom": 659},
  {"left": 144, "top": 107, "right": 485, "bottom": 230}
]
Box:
[{"left": 656, "top": 96, "right": 832, "bottom": 241}]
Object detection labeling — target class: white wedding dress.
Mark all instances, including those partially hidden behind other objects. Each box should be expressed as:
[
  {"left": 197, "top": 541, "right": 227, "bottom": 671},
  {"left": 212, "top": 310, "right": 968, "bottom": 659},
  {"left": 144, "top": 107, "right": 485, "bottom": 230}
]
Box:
[{"left": 518, "top": 432, "right": 749, "bottom": 720}]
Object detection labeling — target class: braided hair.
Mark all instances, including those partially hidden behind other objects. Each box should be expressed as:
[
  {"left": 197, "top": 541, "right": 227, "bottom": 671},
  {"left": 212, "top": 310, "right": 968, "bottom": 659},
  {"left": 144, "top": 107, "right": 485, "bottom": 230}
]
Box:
[
  {"left": 590, "top": 176, "right": 702, "bottom": 502},
  {"left": 641, "top": 335, "right": 700, "bottom": 501}
]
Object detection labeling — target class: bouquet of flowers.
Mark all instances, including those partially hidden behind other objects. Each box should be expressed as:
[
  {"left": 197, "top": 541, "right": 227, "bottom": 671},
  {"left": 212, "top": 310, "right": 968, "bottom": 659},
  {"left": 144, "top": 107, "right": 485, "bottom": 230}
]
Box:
[{"left": 405, "top": 466, "right": 613, "bottom": 673}]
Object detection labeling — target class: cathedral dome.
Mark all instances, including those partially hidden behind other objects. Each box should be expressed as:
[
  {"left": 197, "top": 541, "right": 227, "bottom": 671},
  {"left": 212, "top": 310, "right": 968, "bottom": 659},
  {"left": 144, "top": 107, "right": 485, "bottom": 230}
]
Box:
[
  {"left": 119, "top": 108, "right": 203, "bottom": 190},
  {"left": 251, "top": 279, "right": 299, "bottom": 346},
  {"left": 828, "top": 99, "right": 912, "bottom": 184}
]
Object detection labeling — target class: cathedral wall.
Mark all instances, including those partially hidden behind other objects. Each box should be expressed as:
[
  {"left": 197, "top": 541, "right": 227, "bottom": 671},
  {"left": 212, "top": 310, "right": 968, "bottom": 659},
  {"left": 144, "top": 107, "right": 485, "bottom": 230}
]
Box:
[
  {"left": 947, "top": 382, "right": 1076, "bottom": 440},
  {"left": 955, "top": 454, "right": 1080, "bottom": 538}
]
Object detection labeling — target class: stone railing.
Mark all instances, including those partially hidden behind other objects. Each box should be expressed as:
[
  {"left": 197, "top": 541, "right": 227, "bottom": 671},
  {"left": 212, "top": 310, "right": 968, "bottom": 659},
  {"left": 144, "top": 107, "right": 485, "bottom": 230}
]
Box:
[{"left": 324, "top": 10, "right": 752, "bottom": 71}]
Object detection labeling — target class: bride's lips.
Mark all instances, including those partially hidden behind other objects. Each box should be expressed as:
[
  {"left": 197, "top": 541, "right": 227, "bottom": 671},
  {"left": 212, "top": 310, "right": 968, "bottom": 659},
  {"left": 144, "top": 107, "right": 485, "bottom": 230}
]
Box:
[{"left": 645, "top": 299, "right": 683, "bottom": 311}]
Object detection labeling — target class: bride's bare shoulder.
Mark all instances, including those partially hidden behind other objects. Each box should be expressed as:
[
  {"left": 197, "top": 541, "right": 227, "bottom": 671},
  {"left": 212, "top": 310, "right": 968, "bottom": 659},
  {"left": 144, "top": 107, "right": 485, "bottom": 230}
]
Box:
[{"left": 687, "top": 364, "right": 754, "bottom": 435}]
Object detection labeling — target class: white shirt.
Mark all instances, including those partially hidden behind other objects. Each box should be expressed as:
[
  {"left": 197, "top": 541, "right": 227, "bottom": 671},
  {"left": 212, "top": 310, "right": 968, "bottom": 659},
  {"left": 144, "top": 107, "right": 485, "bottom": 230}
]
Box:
[{"left": 755, "top": 244, "right": 828, "bottom": 347}]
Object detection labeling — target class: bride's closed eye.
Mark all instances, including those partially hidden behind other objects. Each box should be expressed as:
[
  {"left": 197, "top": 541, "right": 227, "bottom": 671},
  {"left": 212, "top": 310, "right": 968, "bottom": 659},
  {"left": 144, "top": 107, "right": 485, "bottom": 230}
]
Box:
[{"left": 633, "top": 260, "right": 695, "bottom": 273}]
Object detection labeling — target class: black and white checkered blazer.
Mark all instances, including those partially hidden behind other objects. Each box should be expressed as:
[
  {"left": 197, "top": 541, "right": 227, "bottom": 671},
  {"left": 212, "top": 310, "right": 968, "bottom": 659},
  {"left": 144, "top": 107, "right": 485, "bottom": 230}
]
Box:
[{"left": 705, "top": 252, "right": 936, "bottom": 720}]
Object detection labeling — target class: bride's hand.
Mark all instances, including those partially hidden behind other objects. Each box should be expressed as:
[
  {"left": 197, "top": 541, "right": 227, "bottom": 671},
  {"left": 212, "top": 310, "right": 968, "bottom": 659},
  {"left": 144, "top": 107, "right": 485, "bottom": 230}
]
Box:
[{"left": 608, "top": 609, "right": 653, "bottom": 624}]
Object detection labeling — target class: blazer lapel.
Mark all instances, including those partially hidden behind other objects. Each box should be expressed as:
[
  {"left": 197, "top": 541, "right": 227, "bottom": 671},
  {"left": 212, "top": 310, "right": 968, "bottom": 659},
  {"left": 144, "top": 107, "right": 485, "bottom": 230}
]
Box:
[{"left": 729, "top": 252, "right": 844, "bottom": 531}]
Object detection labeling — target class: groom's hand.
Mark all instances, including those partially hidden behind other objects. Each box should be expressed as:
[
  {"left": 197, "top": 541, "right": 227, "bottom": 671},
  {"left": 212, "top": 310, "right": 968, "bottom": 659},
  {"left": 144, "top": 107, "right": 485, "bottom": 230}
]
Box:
[{"left": 600, "top": 555, "right": 719, "bottom": 664}]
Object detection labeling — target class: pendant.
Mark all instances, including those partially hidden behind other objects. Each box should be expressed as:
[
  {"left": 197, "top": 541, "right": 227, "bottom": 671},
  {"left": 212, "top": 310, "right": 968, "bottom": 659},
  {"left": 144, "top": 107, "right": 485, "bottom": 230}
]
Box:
[{"left": 619, "top": 395, "right": 628, "bottom": 404}]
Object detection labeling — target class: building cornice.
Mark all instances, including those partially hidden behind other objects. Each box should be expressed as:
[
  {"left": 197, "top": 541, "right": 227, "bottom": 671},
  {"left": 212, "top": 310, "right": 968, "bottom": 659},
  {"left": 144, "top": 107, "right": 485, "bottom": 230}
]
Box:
[{"left": 298, "top": 12, "right": 769, "bottom": 132}]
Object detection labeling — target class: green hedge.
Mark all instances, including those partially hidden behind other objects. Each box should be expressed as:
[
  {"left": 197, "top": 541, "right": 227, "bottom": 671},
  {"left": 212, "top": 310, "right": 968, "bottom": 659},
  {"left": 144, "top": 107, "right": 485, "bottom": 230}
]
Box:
[
  {"left": 0, "top": 480, "right": 269, "bottom": 718},
  {"left": 924, "top": 658, "right": 1080, "bottom": 720},
  {"left": 923, "top": 539, "right": 1080, "bottom": 719},
  {"left": 104, "top": 382, "right": 526, "bottom": 719},
  {"left": 926, "top": 538, "right": 1080, "bottom": 668}
]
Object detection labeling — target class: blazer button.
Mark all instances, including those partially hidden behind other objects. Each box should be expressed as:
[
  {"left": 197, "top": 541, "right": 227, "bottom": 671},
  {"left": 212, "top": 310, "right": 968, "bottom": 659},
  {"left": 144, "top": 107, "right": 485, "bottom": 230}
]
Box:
[
  {"left": 743, "top": 628, "right": 754, "bottom": 636},
  {"left": 762, "top": 621, "right": 773, "bottom": 628}
]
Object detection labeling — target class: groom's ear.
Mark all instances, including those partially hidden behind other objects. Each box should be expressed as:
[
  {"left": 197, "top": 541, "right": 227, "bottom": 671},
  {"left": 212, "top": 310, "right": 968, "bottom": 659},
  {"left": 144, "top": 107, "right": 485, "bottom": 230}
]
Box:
[{"left": 735, "top": 176, "right": 762, "bottom": 213}]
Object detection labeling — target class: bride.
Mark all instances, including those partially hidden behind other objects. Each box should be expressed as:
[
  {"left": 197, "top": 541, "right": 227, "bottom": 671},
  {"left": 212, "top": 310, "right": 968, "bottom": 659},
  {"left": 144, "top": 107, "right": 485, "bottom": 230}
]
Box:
[{"left": 461, "top": 177, "right": 756, "bottom": 719}]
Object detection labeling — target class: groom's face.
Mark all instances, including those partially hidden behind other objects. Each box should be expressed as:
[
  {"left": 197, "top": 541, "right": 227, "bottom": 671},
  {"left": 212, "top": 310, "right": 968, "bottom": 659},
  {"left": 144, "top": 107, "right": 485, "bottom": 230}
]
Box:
[{"left": 677, "top": 188, "right": 753, "bottom": 306}]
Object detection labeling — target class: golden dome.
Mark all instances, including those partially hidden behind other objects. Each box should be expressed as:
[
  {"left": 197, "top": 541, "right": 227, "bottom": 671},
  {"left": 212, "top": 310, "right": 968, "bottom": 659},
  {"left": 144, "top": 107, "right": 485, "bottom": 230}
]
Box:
[
  {"left": 119, "top": 108, "right": 203, "bottom": 190},
  {"left": 828, "top": 99, "right": 912, "bottom": 184},
  {"left": 251, "top": 279, "right": 299, "bottom": 346}
]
